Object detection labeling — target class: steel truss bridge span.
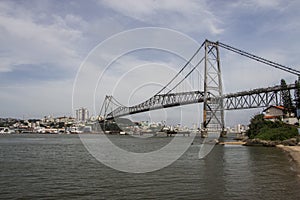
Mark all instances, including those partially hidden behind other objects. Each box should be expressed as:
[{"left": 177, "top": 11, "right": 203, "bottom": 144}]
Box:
[
  {"left": 103, "top": 83, "right": 297, "bottom": 120},
  {"left": 100, "top": 39, "right": 299, "bottom": 135},
  {"left": 223, "top": 83, "right": 297, "bottom": 110},
  {"left": 103, "top": 91, "right": 206, "bottom": 120}
]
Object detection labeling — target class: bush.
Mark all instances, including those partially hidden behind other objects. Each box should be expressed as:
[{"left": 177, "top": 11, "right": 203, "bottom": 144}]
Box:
[
  {"left": 255, "top": 126, "right": 298, "bottom": 141},
  {"left": 247, "top": 114, "right": 298, "bottom": 141}
]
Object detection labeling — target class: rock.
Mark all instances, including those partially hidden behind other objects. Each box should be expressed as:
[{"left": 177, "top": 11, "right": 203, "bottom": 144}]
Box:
[
  {"left": 214, "top": 139, "right": 220, "bottom": 144},
  {"left": 243, "top": 138, "right": 279, "bottom": 147},
  {"left": 241, "top": 136, "right": 249, "bottom": 142},
  {"left": 244, "top": 138, "right": 263, "bottom": 146},
  {"left": 282, "top": 138, "right": 298, "bottom": 146},
  {"left": 261, "top": 140, "right": 279, "bottom": 147},
  {"left": 244, "top": 138, "right": 300, "bottom": 147}
]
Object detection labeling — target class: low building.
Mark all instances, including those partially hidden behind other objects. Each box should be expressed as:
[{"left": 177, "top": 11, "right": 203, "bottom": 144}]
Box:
[
  {"left": 263, "top": 105, "right": 285, "bottom": 122},
  {"left": 282, "top": 117, "right": 299, "bottom": 125},
  {"left": 55, "top": 116, "right": 75, "bottom": 123},
  {"left": 263, "top": 105, "right": 299, "bottom": 125}
]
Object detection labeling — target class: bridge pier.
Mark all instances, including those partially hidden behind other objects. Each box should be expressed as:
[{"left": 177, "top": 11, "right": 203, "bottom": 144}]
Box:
[
  {"left": 200, "top": 129, "right": 226, "bottom": 138},
  {"left": 220, "top": 130, "right": 227, "bottom": 138},
  {"left": 200, "top": 129, "right": 208, "bottom": 138}
]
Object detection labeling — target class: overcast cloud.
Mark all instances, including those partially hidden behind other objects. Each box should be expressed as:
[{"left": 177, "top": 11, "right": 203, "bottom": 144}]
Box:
[{"left": 0, "top": 0, "right": 299, "bottom": 126}]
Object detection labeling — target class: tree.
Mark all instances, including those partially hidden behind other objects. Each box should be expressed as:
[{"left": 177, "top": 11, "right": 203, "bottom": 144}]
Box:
[
  {"left": 281, "top": 79, "right": 293, "bottom": 113},
  {"left": 295, "top": 78, "right": 300, "bottom": 109},
  {"left": 295, "top": 77, "right": 300, "bottom": 118},
  {"left": 246, "top": 113, "right": 298, "bottom": 141},
  {"left": 246, "top": 114, "right": 266, "bottom": 139}
]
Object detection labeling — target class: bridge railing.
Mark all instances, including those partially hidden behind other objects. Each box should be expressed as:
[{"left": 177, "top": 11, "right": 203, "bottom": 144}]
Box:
[
  {"left": 104, "top": 84, "right": 297, "bottom": 120},
  {"left": 223, "top": 84, "right": 296, "bottom": 110},
  {"left": 106, "top": 91, "right": 207, "bottom": 119}
]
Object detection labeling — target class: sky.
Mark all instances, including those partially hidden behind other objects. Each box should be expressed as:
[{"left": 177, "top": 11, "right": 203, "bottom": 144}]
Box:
[{"left": 0, "top": 0, "right": 299, "bottom": 127}]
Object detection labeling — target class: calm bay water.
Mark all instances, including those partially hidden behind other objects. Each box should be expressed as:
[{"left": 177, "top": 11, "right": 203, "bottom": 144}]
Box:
[{"left": 0, "top": 134, "right": 300, "bottom": 200}]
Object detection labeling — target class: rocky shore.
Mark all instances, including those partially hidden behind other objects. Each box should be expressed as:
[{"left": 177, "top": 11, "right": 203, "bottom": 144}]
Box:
[
  {"left": 276, "top": 145, "right": 300, "bottom": 175},
  {"left": 243, "top": 138, "right": 299, "bottom": 147},
  {"left": 243, "top": 137, "right": 300, "bottom": 174}
]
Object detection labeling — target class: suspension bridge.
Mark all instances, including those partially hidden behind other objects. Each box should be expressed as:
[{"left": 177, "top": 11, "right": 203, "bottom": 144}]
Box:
[{"left": 99, "top": 40, "right": 300, "bottom": 136}]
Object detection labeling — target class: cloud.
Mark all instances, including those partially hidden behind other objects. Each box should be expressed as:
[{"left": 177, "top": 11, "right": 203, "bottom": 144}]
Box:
[
  {"left": 229, "top": 0, "right": 286, "bottom": 10},
  {"left": 220, "top": 46, "right": 296, "bottom": 94},
  {"left": 74, "top": 52, "right": 187, "bottom": 115},
  {"left": 0, "top": 1, "right": 82, "bottom": 78},
  {"left": 0, "top": 0, "right": 299, "bottom": 127},
  {"left": 99, "top": 0, "right": 223, "bottom": 35},
  {"left": 0, "top": 79, "right": 74, "bottom": 118}
]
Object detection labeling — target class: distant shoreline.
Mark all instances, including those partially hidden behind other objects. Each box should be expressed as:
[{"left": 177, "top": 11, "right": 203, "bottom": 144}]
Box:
[{"left": 277, "top": 145, "right": 300, "bottom": 176}]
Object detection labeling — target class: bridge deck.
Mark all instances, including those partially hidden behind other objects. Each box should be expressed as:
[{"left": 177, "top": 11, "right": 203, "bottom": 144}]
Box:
[{"left": 103, "top": 84, "right": 297, "bottom": 120}]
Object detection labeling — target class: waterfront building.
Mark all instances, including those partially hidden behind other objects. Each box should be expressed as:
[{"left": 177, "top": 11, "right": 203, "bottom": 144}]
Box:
[
  {"left": 55, "top": 116, "right": 75, "bottom": 123},
  {"left": 263, "top": 105, "right": 285, "bottom": 121},
  {"left": 263, "top": 105, "right": 299, "bottom": 125},
  {"left": 75, "top": 108, "right": 89, "bottom": 122},
  {"left": 42, "top": 115, "right": 54, "bottom": 123}
]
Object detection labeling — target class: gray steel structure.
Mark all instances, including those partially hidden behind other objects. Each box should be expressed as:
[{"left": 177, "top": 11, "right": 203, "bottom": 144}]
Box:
[
  {"left": 100, "top": 40, "right": 300, "bottom": 134},
  {"left": 103, "top": 91, "right": 206, "bottom": 120},
  {"left": 223, "top": 84, "right": 297, "bottom": 110},
  {"left": 203, "top": 40, "right": 224, "bottom": 134},
  {"left": 102, "top": 84, "right": 297, "bottom": 120}
]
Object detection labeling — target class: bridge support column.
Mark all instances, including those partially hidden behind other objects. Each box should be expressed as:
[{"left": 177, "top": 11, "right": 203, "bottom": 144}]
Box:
[
  {"left": 203, "top": 40, "right": 225, "bottom": 137},
  {"left": 99, "top": 95, "right": 112, "bottom": 119}
]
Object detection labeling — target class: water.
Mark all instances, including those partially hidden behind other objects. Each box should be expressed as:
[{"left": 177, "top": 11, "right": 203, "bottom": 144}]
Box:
[{"left": 0, "top": 134, "right": 300, "bottom": 199}]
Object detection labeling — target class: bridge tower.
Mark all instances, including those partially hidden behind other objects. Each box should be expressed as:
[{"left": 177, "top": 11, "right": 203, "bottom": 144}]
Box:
[{"left": 202, "top": 40, "right": 225, "bottom": 137}]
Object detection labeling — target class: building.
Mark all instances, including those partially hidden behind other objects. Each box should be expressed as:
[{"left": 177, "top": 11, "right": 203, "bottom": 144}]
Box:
[
  {"left": 263, "top": 105, "right": 299, "bottom": 125},
  {"left": 263, "top": 105, "right": 285, "bottom": 122},
  {"left": 75, "top": 108, "right": 89, "bottom": 122},
  {"left": 55, "top": 116, "right": 75, "bottom": 123}
]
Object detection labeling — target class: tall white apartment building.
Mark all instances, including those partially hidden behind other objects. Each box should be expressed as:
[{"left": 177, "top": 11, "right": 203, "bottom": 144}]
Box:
[{"left": 76, "top": 108, "right": 89, "bottom": 122}]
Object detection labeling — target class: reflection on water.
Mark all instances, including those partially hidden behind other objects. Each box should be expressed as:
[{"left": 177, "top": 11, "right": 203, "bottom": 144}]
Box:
[{"left": 0, "top": 134, "right": 299, "bottom": 199}]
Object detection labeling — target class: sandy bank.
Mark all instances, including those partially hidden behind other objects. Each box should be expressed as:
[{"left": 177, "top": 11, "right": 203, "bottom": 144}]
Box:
[{"left": 277, "top": 145, "right": 300, "bottom": 174}]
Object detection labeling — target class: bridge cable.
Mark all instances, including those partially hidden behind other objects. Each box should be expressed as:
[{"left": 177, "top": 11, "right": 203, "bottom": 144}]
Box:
[
  {"left": 166, "top": 43, "right": 217, "bottom": 94},
  {"left": 218, "top": 42, "right": 300, "bottom": 76},
  {"left": 100, "top": 96, "right": 126, "bottom": 118},
  {"left": 111, "top": 96, "right": 126, "bottom": 107},
  {"left": 166, "top": 56, "right": 205, "bottom": 94},
  {"left": 155, "top": 41, "right": 206, "bottom": 95},
  {"left": 99, "top": 95, "right": 112, "bottom": 117}
]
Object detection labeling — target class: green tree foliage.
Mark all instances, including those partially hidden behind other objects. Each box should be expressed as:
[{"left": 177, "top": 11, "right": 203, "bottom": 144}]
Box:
[
  {"left": 295, "top": 78, "right": 300, "bottom": 109},
  {"left": 281, "top": 79, "right": 294, "bottom": 112},
  {"left": 247, "top": 114, "right": 270, "bottom": 139},
  {"left": 99, "top": 118, "right": 134, "bottom": 132},
  {"left": 247, "top": 114, "right": 298, "bottom": 141},
  {"left": 255, "top": 126, "right": 298, "bottom": 141}
]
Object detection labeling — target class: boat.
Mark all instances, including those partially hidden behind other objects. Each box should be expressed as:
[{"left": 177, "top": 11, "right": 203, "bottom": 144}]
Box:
[{"left": 0, "top": 127, "right": 15, "bottom": 134}]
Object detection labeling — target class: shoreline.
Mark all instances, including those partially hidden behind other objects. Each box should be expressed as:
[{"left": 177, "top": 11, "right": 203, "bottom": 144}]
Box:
[{"left": 277, "top": 145, "right": 300, "bottom": 176}]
